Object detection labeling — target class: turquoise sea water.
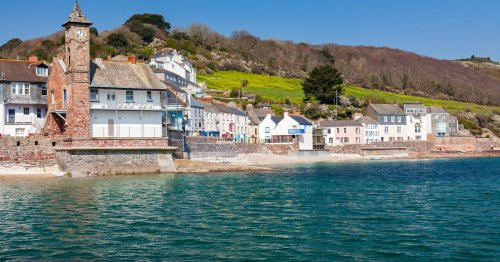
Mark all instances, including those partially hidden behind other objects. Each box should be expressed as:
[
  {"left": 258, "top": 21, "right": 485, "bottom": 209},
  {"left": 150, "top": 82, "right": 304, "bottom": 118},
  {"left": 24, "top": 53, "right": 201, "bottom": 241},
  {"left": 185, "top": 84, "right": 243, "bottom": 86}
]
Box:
[{"left": 0, "top": 157, "right": 499, "bottom": 260}]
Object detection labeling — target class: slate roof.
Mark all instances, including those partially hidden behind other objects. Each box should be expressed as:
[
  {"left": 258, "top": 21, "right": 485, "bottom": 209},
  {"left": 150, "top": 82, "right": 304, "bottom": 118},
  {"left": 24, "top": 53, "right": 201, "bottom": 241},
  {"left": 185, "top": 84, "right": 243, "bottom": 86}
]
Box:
[
  {"left": 290, "top": 115, "right": 312, "bottom": 125},
  {"left": 427, "top": 106, "right": 448, "bottom": 114},
  {"left": 355, "top": 116, "right": 378, "bottom": 125},
  {"left": 229, "top": 107, "right": 246, "bottom": 116},
  {"left": 165, "top": 90, "right": 186, "bottom": 106},
  {"left": 369, "top": 104, "right": 405, "bottom": 115},
  {"left": 90, "top": 59, "right": 166, "bottom": 90},
  {"left": 0, "top": 59, "right": 48, "bottom": 83},
  {"left": 320, "top": 120, "right": 362, "bottom": 127},
  {"left": 161, "top": 80, "right": 186, "bottom": 94},
  {"left": 64, "top": 2, "right": 92, "bottom": 26},
  {"left": 270, "top": 116, "right": 283, "bottom": 125},
  {"left": 190, "top": 97, "right": 204, "bottom": 108},
  {"left": 212, "top": 103, "right": 246, "bottom": 116},
  {"left": 200, "top": 102, "right": 220, "bottom": 113}
]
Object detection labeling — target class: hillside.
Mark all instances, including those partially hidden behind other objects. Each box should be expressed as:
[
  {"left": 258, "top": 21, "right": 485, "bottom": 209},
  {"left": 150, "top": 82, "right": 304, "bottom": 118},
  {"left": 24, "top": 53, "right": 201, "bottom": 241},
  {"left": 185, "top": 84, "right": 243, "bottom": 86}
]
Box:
[
  {"left": 1, "top": 14, "right": 500, "bottom": 106},
  {"left": 198, "top": 71, "right": 500, "bottom": 115}
]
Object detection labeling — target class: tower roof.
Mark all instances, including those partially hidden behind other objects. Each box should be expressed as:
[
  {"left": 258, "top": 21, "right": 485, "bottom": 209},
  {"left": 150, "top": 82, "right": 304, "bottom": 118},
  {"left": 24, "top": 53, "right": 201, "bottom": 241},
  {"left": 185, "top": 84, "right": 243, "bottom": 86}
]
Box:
[{"left": 63, "top": 1, "right": 92, "bottom": 26}]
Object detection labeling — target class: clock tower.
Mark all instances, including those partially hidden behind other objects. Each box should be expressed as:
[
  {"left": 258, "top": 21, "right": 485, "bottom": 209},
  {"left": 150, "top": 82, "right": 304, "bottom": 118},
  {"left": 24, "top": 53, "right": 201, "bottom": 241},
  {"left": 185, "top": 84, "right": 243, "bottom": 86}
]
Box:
[{"left": 63, "top": 1, "right": 92, "bottom": 138}]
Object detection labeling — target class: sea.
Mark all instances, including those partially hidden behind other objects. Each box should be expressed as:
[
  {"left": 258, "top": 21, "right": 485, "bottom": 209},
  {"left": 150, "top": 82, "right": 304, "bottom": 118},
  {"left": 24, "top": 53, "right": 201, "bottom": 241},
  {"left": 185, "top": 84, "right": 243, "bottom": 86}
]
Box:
[{"left": 0, "top": 157, "right": 499, "bottom": 260}]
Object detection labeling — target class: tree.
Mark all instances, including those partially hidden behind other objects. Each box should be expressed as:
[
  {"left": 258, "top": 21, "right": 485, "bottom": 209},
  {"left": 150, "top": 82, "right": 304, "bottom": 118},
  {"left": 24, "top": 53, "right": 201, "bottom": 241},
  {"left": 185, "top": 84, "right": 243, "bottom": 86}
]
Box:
[
  {"left": 125, "top": 13, "right": 171, "bottom": 32},
  {"left": 0, "top": 38, "right": 22, "bottom": 51},
  {"left": 106, "top": 33, "right": 129, "bottom": 50},
  {"left": 127, "top": 21, "right": 155, "bottom": 43},
  {"left": 89, "top": 27, "right": 99, "bottom": 36},
  {"left": 138, "top": 47, "right": 155, "bottom": 61},
  {"left": 302, "top": 65, "right": 343, "bottom": 104},
  {"left": 240, "top": 79, "right": 248, "bottom": 98}
]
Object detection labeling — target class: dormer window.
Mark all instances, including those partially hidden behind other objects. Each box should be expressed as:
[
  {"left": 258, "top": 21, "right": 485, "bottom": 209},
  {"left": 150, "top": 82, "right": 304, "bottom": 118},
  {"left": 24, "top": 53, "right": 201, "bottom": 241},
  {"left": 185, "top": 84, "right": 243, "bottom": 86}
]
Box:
[{"left": 36, "top": 66, "right": 48, "bottom": 76}]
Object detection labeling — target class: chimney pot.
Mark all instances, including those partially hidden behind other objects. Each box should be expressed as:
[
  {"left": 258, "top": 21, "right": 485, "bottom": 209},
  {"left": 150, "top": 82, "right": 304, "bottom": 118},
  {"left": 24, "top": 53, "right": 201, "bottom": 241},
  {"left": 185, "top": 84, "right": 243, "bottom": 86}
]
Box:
[{"left": 28, "top": 56, "right": 38, "bottom": 63}]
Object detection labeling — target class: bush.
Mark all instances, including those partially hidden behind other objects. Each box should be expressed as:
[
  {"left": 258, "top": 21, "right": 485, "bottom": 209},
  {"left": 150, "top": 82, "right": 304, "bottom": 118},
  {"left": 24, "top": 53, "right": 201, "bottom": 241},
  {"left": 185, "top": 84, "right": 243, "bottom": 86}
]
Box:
[
  {"left": 125, "top": 13, "right": 171, "bottom": 32},
  {"left": 229, "top": 87, "right": 241, "bottom": 98}
]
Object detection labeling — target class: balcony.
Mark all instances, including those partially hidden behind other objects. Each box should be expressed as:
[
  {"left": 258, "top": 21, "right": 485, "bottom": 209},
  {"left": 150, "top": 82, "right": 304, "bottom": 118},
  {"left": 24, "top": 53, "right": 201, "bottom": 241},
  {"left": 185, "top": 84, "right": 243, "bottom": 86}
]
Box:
[{"left": 90, "top": 102, "right": 162, "bottom": 111}]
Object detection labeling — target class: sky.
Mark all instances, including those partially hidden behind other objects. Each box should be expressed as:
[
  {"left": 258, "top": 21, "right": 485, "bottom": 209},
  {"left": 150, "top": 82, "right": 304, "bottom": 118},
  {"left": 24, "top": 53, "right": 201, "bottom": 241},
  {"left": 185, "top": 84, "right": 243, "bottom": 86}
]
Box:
[{"left": 0, "top": 0, "right": 499, "bottom": 61}]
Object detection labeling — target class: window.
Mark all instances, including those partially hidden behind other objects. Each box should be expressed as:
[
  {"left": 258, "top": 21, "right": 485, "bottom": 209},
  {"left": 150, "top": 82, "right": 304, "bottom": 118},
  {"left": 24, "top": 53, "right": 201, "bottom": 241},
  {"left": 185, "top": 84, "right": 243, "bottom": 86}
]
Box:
[
  {"left": 11, "top": 82, "right": 30, "bottom": 95},
  {"left": 36, "top": 66, "right": 48, "bottom": 76},
  {"left": 415, "top": 126, "right": 421, "bottom": 133},
  {"left": 343, "top": 128, "right": 346, "bottom": 133},
  {"left": 384, "top": 116, "right": 388, "bottom": 122},
  {"left": 147, "top": 91, "right": 153, "bottom": 102},
  {"left": 15, "top": 128, "right": 25, "bottom": 136},
  {"left": 391, "top": 116, "right": 395, "bottom": 122},
  {"left": 327, "top": 128, "right": 331, "bottom": 134},
  {"left": 397, "top": 126, "right": 401, "bottom": 134},
  {"left": 336, "top": 128, "right": 340, "bottom": 133},
  {"left": 355, "top": 127, "right": 360, "bottom": 134},
  {"left": 90, "top": 88, "right": 99, "bottom": 101},
  {"left": 356, "top": 137, "right": 360, "bottom": 144},
  {"left": 265, "top": 127, "right": 270, "bottom": 133},
  {"left": 389, "top": 137, "right": 395, "bottom": 141},
  {"left": 384, "top": 126, "right": 389, "bottom": 134},
  {"left": 36, "top": 108, "right": 42, "bottom": 118},
  {"left": 329, "top": 138, "right": 333, "bottom": 143},
  {"left": 107, "top": 92, "right": 116, "bottom": 101},
  {"left": 126, "top": 90, "right": 134, "bottom": 103},
  {"left": 41, "top": 84, "right": 47, "bottom": 95},
  {"left": 397, "top": 137, "right": 404, "bottom": 141},
  {"left": 416, "top": 136, "right": 421, "bottom": 140},
  {"left": 397, "top": 116, "right": 402, "bottom": 123},
  {"left": 23, "top": 107, "right": 30, "bottom": 115}
]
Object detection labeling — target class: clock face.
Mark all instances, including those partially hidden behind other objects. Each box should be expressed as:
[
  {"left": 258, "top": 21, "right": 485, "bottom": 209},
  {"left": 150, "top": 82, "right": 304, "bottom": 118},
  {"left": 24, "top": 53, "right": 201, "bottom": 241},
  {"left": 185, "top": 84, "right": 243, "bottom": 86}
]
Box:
[{"left": 75, "top": 29, "right": 86, "bottom": 39}]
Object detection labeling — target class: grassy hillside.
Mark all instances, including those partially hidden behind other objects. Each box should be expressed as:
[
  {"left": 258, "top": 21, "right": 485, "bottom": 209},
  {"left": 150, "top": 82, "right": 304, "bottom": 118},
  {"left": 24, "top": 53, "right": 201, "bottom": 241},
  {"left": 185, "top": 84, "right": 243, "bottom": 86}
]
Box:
[{"left": 198, "top": 71, "right": 500, "bottom": 115}]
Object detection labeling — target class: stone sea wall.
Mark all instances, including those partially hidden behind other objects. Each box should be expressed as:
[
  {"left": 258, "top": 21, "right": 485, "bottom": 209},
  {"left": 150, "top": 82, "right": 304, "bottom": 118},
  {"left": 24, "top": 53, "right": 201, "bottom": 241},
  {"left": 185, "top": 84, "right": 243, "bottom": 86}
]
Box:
[
  {"left": 56, "top": 148, "right": 176, "bottom": 177},
  {"left": 0, "top": 136, "right": 61, "bottom": 165}
]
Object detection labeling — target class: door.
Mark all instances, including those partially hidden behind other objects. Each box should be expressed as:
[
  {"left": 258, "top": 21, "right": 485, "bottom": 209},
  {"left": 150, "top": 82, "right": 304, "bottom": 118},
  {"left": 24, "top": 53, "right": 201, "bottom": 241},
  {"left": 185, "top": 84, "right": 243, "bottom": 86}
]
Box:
[
  {"left": 108, "top": 119, "right": 114, "bottom": 137},
  {"left": 8, "top": 109, "right": 15, "bottom": 123}
]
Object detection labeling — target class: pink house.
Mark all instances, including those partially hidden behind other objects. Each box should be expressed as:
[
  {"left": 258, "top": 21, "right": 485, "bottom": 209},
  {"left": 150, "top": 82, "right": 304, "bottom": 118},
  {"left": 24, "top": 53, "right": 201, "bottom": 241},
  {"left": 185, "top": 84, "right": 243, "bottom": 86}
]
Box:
[{"left": 320, "top": 120, "right": 365, "bottom": 146}]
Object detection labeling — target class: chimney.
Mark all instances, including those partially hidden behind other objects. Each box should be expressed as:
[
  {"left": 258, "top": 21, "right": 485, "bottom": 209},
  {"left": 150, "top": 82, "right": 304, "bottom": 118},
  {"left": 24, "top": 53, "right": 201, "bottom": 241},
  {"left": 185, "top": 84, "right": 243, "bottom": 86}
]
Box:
[
  {"left": 28, "top": 56, "right": 38, "bottom": 63},
  {"left": 128, "top": 54, "right": 137, "bottom": 64},
  {"left": 284, "top": 112, "right": 289, "bottom": 118}
]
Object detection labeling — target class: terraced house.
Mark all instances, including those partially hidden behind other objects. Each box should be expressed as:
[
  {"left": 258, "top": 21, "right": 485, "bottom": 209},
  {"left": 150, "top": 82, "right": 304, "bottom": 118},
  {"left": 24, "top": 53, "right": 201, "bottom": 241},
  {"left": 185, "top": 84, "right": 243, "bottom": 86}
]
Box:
[
  {"left": 366, "top": 104, "right": 408, "bottom": 142},
  {"left": 0, "top": 56, "right": 48, "bottom": 136}
]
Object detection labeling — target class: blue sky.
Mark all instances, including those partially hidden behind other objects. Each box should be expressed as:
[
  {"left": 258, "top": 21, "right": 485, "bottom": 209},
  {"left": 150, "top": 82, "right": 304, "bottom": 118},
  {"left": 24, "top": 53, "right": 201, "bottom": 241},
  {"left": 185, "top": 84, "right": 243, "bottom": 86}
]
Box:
[{"left": 1, "top": 0, "right": 499, "bottom": 61}]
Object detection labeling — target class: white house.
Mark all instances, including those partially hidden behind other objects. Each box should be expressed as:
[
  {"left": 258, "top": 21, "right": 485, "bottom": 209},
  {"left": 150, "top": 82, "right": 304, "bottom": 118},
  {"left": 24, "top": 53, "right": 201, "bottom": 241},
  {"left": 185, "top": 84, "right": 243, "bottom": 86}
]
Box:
[
  {"left": 150, "top": 49, "right": 204, "bottom": 96},
  {"left": 200, "top": 101, "right": 220, "bottom": 137},
  {"left": 366, "top": 104, "right": 409, "bottom": 142},
  {"left": 259, "top": 112, "right": 313, "bottom": 150},
  {"left": 89, "top": 58, "right": 166, "bottom": 138},
  {"left": 185, "top": 97, "right": 204, "bottom": 136},
  {"left": 213, "top": 103, "right": 249, "bottom": 142},
  {"left": 0, "top": 57, "right": 48, "bottom": 137},
  {"left": 403, "top": 103, "right": 430, "bottom": 140},
  {"left": 356, "top": 116, "right": 380, "bottom": 144}
]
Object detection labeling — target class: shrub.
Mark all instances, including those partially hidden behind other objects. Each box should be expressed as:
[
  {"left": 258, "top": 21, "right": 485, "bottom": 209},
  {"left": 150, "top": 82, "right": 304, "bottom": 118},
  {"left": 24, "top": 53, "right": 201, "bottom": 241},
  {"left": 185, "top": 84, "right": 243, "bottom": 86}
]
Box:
[
  {"left": 106, "top": 33, "right": 129, "bottom": 49},
  {"left": 272, "top": 104, "right": 284, "bottom": 117},
  {"left": 229, "top": 87, "right": 241, "bottom": 98}
]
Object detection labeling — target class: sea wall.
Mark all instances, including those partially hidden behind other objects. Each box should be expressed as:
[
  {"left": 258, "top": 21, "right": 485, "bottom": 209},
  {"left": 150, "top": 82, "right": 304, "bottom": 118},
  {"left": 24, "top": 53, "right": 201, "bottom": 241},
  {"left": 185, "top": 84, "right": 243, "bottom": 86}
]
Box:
[
  {"left": 185, "top": 136, "right": 297, "bottom": 160},
  {"left": 0, "top": 136, "right": 61, "bottom": 166},
  {"left": 56, "top": 148, "right": 176, "bottom": 177}
]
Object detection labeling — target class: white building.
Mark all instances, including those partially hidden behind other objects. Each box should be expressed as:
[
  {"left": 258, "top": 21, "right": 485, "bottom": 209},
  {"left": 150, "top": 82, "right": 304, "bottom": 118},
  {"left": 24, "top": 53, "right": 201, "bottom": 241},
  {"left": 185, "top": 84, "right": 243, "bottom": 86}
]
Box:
[
  {"left": 150, "top": 49, "right": 204, "bottom": 97},
  {"left": 185, "top": 97, "right": 204, "bottom": 136},
  {"left": 0, "top": 57, "right": 48, "bottom": 137},
  {"left": 200, "top": 101, "right": 220, "bottom": 137},
  {"left": 366, "top": 104, "right": 409, "bottom": 142},
  {"left": 403, "top": 103, "right": 430, "bottom": 140},
  {"left": 356, "top": 116, "right": 380, "bottom": 144},
  {"left": 213, "top": 103, "right": 249, "bottom": 142},
  {"left": 89, "top": 58, "right": 167, "bottom": 138},
  {"left": 259, "top": 112, "right": 313, "bottom": 150}
]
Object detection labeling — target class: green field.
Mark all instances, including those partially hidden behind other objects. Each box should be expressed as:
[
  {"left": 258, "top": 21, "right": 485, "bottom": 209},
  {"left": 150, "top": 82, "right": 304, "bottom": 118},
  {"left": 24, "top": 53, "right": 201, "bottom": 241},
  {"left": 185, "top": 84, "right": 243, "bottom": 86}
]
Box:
[{"left": 198, "top": 71, "right": 500, "bottom": 114}]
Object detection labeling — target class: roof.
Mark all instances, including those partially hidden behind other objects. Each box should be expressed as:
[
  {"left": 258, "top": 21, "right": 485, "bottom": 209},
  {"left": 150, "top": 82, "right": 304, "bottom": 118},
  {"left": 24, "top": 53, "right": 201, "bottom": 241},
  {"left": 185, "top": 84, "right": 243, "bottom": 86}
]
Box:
[
  {"left": 247, "top": 107, "right": 273, "bottom": 125},
  {"left": 320, "top": 120, "right": 362, "bottom": 127},
  {"left": 0, "top": 59, "right": 48, "bottom": 83},
  {"left": 165, "top": 90, "right": 186, "bottom": 106},
  {"left": 213, "top": 103, "right": 245, "bottom": 116},
  {"left": 161, "top": 80, "right": 187, "bottom": 94},
  {"left": 200, "top": 102, "right": 220, "bottom": 113},
  {"left": 64, "top": 2, "right": 92, "bottom": 26},
  {"left": 369, "top": 104, "right": 405, "bottom": 115},
  {"left": 355, "top": 116, "right": 378, "bottom": 125},
  {"left": 190, "top": 97, "right": 204, "bottom": 108},
  {"left": 427, "top": 106, "right": 449, "bottom": 114},
  {"left": 229, "top": 107, "right": 246, "bottom": 116},
  {"left": 270, "top": 116, "right": 283, "bottom": 125},
  {"left": 290, "top": 115, "right": 312, "bottom": 125},
  {"left": 90, "top": 59, "right": 166, "bottom": 90}
]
